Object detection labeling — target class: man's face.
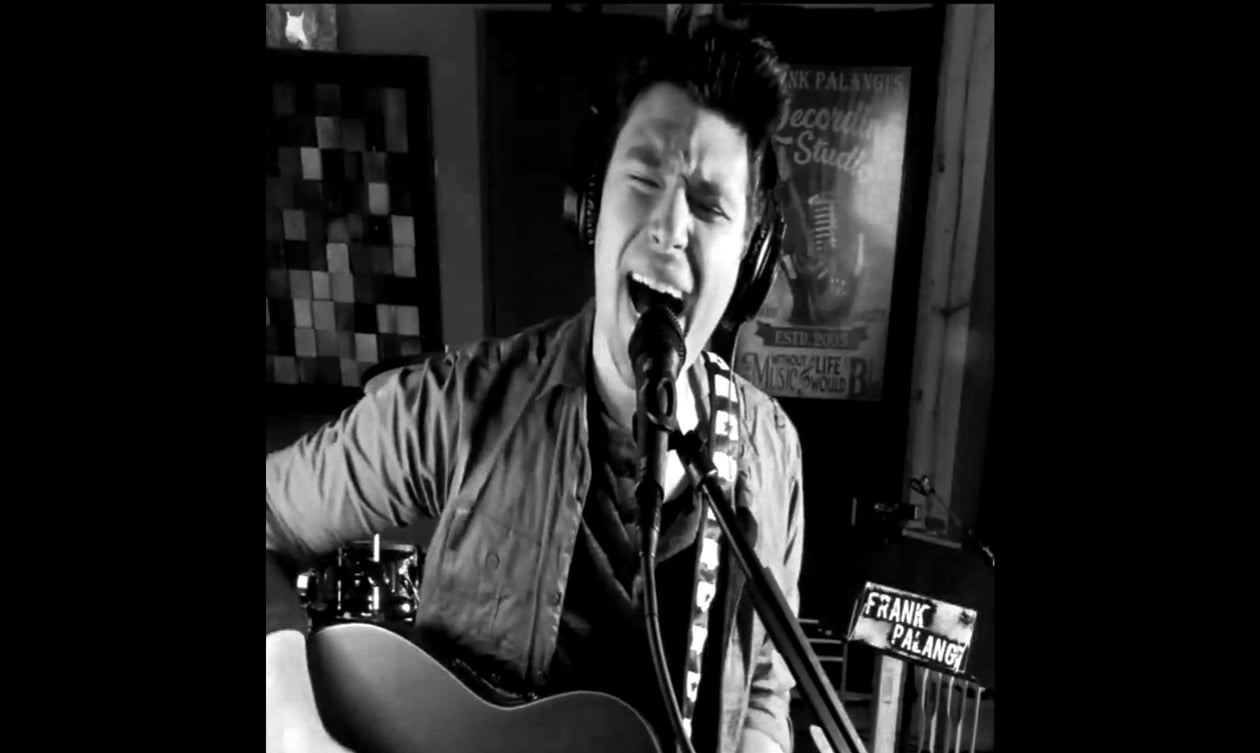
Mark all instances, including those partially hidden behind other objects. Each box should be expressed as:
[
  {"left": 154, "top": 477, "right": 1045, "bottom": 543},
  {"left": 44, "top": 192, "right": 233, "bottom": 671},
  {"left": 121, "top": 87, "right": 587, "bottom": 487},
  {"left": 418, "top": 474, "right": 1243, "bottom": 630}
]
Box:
[{"left": 593, "top": 82, "right": 750, "bottom": 390}]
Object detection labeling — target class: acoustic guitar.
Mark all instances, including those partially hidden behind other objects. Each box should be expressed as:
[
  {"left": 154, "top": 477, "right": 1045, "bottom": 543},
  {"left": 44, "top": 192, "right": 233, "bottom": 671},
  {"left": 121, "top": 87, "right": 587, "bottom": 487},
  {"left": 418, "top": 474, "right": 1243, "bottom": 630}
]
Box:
[{"left": 308, "top": 622, "right": 664, "bottom": 753}]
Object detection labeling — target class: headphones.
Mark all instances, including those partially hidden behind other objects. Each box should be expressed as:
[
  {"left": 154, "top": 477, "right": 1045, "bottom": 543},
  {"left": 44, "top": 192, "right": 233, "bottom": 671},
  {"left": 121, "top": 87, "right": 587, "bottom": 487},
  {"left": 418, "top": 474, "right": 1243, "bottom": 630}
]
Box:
[{"left": 562, "top": 101, "right": 786, "bottom": 339}]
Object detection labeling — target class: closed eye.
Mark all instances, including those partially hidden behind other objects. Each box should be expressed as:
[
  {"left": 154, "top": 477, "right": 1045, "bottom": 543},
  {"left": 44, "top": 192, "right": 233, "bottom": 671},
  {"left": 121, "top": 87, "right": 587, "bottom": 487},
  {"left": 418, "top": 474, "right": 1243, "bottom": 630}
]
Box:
[
  {"left": 630, "top": 175, "right": 660, "bottom": 189},
  {"left": 686, "top": 180, "right": 731, "bottom": 222},
  {"left": 690, "top": 198, "right": 728, "bottom": 221}
]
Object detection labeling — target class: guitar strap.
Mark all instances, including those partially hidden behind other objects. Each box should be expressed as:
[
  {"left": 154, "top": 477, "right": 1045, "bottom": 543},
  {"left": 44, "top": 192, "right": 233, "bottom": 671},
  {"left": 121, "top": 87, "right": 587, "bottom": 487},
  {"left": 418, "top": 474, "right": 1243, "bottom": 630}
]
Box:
[{"left": 679, "top": 350, "right": 741, "bottom": 743}]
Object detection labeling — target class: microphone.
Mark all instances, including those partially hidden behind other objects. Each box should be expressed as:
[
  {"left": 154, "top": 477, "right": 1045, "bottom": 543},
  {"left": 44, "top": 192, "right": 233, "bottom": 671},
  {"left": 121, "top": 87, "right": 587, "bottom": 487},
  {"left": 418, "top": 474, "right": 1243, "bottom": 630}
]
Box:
[{"left": 629, "top": 303, "right": 686, "bottom": 554}]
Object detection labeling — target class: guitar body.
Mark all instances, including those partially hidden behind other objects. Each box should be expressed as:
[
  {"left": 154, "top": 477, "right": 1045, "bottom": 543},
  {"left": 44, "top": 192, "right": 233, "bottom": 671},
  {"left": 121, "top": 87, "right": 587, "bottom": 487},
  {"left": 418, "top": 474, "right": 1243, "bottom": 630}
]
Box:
[{"left": 309, "top": 622, "right": 663, "bottom": 753}]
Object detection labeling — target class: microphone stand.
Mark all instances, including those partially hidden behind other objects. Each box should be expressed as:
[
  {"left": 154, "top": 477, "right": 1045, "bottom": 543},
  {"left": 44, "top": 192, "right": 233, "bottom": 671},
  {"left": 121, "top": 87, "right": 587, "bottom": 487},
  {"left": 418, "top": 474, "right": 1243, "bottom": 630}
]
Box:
[
  {"left": 670, "top": 430, "right": 869, "bottom": 753},
  {"left": 630, "top": 304, "right": 697, "bottom": 753}
]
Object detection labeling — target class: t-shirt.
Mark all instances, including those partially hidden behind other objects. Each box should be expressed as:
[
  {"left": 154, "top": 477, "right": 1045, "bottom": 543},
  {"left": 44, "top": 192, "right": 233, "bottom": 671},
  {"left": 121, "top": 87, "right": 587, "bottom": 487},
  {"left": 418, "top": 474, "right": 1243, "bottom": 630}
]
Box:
[{"left": 546, "top": 381, "right": 707, "bottom": 749}]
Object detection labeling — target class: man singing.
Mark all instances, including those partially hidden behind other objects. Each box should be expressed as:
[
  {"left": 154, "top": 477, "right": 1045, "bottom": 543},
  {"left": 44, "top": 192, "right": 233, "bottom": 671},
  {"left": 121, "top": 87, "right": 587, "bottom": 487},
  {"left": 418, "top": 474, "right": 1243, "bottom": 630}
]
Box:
[{"left": 267, "top": 9, "right": 804, "bottom": 753}]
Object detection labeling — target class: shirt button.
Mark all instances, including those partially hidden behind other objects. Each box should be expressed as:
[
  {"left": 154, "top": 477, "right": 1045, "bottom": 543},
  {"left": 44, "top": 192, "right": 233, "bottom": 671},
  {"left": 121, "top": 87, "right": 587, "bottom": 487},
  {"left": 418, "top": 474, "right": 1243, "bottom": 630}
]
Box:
[
  {"left": 551, "top": 590, "right": 562, "bottom": 606},
  {"left": 486, "top": 552, "right": 500, "bottom": 570}
]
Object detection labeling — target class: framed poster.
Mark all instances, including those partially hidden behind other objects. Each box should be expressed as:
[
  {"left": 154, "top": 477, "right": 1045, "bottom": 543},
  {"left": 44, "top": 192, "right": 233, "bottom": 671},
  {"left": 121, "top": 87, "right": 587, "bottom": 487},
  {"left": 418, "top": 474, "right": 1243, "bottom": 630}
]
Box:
[
  {"left": 735, "top": 65, "right": 912, "bottom": 401},
  {"left": 265, "top": 50, "right": 443, "bottom": 405}
]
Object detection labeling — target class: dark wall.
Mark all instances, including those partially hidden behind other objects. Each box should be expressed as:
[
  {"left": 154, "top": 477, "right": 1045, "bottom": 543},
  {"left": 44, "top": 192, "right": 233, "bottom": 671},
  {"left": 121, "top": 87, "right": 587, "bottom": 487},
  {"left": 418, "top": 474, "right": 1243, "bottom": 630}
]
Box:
[
  {"left": 335, "top": 4, "right": 487, "bottom": 347},
  {"left": 833, "top": 40, "right": 997, "bottom": 694},
  {"left": 743, "top": 5, "right": 947, "bottom": 627},
  {"left": 479, "top": 9, "right": 665, "bottom": 337},
  {"left": 335, "top": 4, "right": 665, "bottom": 346}
]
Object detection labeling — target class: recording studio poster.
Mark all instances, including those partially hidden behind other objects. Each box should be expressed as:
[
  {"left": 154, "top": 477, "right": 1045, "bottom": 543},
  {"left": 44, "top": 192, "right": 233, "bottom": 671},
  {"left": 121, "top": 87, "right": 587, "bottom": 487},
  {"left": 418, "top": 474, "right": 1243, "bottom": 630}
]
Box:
[{"left": 734, "top": 65, "right": 911, "bottom": 401}]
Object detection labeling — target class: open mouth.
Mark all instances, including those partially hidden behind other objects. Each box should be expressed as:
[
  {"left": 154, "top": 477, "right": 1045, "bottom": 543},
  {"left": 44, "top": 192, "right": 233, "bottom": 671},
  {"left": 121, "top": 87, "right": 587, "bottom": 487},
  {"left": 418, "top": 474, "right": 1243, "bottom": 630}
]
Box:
[{"left": 627, "top": 272, "right": 688, "bottom": 319}]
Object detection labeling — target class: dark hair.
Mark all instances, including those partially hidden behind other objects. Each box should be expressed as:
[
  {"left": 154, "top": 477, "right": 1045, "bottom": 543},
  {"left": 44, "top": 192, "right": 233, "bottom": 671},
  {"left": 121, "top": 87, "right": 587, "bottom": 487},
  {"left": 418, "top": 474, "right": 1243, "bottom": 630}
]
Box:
[{"left": 611, "top": 14, "right": 791, "bottom": 230}]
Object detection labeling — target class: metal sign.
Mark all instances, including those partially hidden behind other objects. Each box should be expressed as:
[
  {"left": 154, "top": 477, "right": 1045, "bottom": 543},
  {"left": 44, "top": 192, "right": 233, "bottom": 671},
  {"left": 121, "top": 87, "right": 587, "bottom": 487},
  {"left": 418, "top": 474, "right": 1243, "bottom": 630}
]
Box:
[{"left": 847, "top": 582, "right": 977, "bottom": 675}]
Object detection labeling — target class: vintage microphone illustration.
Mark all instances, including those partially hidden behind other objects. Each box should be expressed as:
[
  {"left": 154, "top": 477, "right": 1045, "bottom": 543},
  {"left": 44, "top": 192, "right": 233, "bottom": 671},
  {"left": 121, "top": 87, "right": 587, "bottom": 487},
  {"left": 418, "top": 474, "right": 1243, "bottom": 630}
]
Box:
[{"left": 781, "top": 191, "right": 864, "bottom": 327}]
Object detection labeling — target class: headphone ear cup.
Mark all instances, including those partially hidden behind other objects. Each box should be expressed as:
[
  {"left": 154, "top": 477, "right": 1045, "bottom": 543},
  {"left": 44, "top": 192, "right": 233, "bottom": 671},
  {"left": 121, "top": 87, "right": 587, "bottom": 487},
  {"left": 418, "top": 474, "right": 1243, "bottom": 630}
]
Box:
[
  {"left": 562, "top": 172, "right": 600, "bottom": 254},
  {"left": 723, "top": 202, "right": 785, "bottom": 329},
  {"left": 564, "top": 104, "right": 611, "bottom": 255},
  {"left": 579, "top": 169, "right": 601, "bottom": 253},
  {"left": 720, "top": 145, "right": 787, "bottom": 333}
]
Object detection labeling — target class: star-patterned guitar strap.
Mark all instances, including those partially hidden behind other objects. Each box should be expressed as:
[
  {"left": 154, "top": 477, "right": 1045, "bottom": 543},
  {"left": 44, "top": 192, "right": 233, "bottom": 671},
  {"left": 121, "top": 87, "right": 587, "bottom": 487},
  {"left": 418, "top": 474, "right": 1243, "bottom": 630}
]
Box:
[{"left": 678, "top": 349, "right": 741, "bottom": 744}]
